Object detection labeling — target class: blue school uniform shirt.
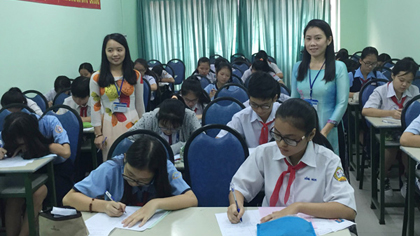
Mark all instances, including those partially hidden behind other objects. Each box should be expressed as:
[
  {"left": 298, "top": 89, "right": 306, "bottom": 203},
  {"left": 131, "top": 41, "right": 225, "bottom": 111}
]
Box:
[
  {"left": 291, "top": 61, "right": 349, "bottom": 154},
  {"left": 348, "top": 67, "right": 387, "bottom": 92},
  {"left": 204, "top": 84, "right": 218, "bottom": 101},
  {"left": 405, "top": 114, "right": 420, "bottom": 135},
  {"left": 73, "top": 154, "right": 190, "bottom": 204}
]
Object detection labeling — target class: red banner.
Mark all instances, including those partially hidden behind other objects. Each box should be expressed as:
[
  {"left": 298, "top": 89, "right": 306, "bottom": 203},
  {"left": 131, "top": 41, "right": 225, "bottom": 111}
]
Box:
[{"left": 20, "top": 0, "right": 101, "bottom": 9}]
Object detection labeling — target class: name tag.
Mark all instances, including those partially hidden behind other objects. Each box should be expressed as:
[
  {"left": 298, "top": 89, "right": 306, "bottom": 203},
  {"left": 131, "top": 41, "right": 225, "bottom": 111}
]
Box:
[
  {"left": 112, "top": 102, "right": 128, "bottom": 113},
  {"left": 309, "top": 99, "right": 319, "bottom": 111}
]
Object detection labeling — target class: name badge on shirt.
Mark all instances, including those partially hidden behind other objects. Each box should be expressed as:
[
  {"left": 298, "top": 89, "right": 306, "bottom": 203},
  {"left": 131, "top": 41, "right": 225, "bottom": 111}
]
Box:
[
  {"left": 305, "top": 99, "right": 319, "bottom": 111},
  {"left": 112, "top": 102, "right": 128, "bottom": 113}
]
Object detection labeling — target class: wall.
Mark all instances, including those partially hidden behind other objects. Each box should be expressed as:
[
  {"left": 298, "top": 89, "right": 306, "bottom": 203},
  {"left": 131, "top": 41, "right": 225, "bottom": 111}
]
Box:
[
  {"left": 339, "top": 0, "right": 368, "bottom": 55},
  {"left": 0, "top": 0, "right": 138, "bottom": 97}
]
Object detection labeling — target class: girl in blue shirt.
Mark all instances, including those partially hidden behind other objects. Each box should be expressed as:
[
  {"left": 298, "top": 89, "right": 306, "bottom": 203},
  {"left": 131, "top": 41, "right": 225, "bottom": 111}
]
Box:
[
  {"left": 204, "top": 62, "right": 232, "bottom": 100},
  {"left": 63, "top": 136, "right": 198, "bottom": 228}
]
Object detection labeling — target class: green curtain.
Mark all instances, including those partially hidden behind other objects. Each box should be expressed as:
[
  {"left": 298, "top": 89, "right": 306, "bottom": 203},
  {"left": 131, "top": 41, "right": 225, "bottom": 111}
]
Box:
[
  {"left": 237, "top": 0, "right": 330, "bottom": 86},
  {"left": 137, "top": 0, "right": 238, "bottom": 75}
]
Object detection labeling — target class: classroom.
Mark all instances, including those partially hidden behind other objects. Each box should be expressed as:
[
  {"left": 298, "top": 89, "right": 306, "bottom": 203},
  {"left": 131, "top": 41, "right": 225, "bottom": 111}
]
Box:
[{"left": 1, "top": 0, "right": 420, "bottom": 235}]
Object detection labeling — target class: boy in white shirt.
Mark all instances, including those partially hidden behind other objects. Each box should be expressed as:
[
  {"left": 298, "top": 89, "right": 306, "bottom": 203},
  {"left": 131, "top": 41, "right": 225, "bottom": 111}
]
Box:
[{"left": 58, "top": 76, "right": 91, "bottom": 122}]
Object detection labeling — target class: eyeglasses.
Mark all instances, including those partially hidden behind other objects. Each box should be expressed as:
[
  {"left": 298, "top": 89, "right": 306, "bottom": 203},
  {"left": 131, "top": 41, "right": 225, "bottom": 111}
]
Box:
[
  {"left": 122, "top": 174, "right": 154, "bottom": 187},
  {"left": 183, "top": 97, "right": 199, "bottom": 103},
  {"left": 159, "top": 126, "right": 181, "bottom": 133},
  {"left": 362, "top": 60, "right": 378, "bottom": 68},
  {"left": 249, "top": 102, "right": 272, "bottom": 110},
  {"left": 270, "top": 128, "right": 306, "bottom": 147}
]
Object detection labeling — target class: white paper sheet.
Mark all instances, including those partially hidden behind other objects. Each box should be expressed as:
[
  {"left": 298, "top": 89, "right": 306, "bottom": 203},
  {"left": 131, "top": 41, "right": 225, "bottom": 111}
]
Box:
[
  {"left": 51, "top": 207, "right": 77, "bottom": 216},
  {"left": 215, "top": 210, "right": 260, "bottom": 236},
  {"left": 0, "top": 156, "right": 34, "bottom": 168},
  {"left": 85, "top": 206, "right": 169, "bottom": 235}
]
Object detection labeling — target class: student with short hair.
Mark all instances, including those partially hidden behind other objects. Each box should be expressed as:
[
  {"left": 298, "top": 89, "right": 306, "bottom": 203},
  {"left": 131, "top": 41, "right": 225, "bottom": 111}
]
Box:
[
  {"left": 1, "top": 87, "right": 43, "bottom": 116},
  {"left": 44, "top": 75, "right": 71, "bottom": 107},
  {"left": 217, "top": 71, "right": 280, "bottom": 148},
  {"left": 335, "top": 48, "right": 349, "bottom": 61},
  {"left": 134, "top": 59, "right": 158, "bottom": 92},
  {"left": 227, "top": 98, "right": 356, "bottom": 224},
  {"left": 204, "top": 62, "right": 232, "bottom": 100},
  {"left": 362, "top": 58, "right": 420, "bottom": 196},
  {"left": 177, "top": 76, "right": 211, "bottom": 120},
  {"left": 79, "top": 62, "right": 94, "bottom": 78},
  {"left": 63, "top": 136, "right": 197, "bottom": 228},
  {"left": 378, "top": 53, "right": 391, "bottom": 68},
  {"left": 241, "top": 50, "right": 284, "bottom": 83},
  {"left": 193, "top": 57, "right": 216, "bottom": 83},
  {"left": 348, "top": 47, "right": 387, "bottom": 98},
  {"left": 58, "top": 76, "right": 92, "bottom": 122}
]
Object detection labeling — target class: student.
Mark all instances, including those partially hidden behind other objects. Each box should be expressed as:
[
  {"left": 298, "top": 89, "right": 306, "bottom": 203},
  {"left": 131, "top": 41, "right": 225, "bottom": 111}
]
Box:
[
  {"left": 217, "top": 72, "right": 280, "bottom": 148},
  {"left": 348, "top": 47, "right": 388, "bottom": 98},
  {"left": 134, "top": 59, "right": 158, "bottom": 91},
  {"left": 63, "top": 136, "right": 197, "bottom": 228},
  {"left": 242, "top": 50, "right": 284, "bottom": 82},
  {"left": 244, "top": 60, "right": 283, "bottom": 84},
  {"left": 335, "top": 48, "right": 349, "bottom": 61},
  {"left": 58, "top": 76, "right": 92, "bottom": 122},
  {"left": 79, "top": 62, "right": 94, "bottom": 78},
  {"left": 204, "top": 62, "right": 232, "bottom": 100},
  {"left": 193, "top": 57, "right": 216, "bottom": 83},
  {"left": 377, "top": 53, "right": 391, "bottom": 68},
  {"left": 227, "top": 98, "right": 356, "bottom": 224},
  {"left": 90, "top": 33, "right": 145, "bottom": 160},
  {"left": 177, "top": 76, "right": 211, "bottom": 120},
  {"left": 152, "top": 65, "right": 175, "bottom": 84},
  {"left": 152, "top": 65, "right": 175, "bottom": 102},
  {"left": 1, "top": 87, "right": 43, "bottom": 116},
  {"left": 128, "top": 99, "right": 200, "bottom": 155},
  {"left": 362, "top": 58, "right": 419, "bottom": 195},
  {"left": 1, "top": 112, "right": 71, "bottom": 207},
  {"left": 291, "top": 19, "right": 349, "bottom": 155},
  {"left": 44, "top": 75, "right": 71, "bottom": 107}
]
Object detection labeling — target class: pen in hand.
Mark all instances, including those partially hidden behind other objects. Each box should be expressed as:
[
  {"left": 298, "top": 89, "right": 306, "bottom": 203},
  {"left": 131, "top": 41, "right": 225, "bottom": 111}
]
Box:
[
  {"left": 97, "top": 137, "right": 107, "bottom": 153},
  {"left": 230, "top": 187, "right": 242, "bottom": 222},
  {"left": 105, "top": 191, "right": 126, "bottom": 213}
]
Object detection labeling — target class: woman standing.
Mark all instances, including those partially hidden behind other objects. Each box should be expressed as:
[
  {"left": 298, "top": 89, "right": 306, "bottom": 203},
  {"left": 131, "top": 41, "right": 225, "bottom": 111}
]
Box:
[
  {"left": 90, "top": 33, "right": 145, "bottom": 159},
  {"left": 291, "top": 19, "right": 349, "bottom": 154}
]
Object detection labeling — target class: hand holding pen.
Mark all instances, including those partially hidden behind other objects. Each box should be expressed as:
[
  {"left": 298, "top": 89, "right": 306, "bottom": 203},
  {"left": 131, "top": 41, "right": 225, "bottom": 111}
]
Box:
[
  {"left": 227, "top": 186, "right": 244, "bottom": 224},
  {"left": 104, "top": 191, "right": 126, "bottom": 217},
  {"left": 97, "top": 137, "right": 107, "bottom": 153}
]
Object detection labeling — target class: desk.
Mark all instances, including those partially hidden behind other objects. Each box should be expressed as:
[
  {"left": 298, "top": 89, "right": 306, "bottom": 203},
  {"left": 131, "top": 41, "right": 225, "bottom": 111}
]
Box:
[
  {"left": 0, "top": 156, "right": 56, "bottom": 236},
  {"left": 347, "top": 98, "right": 361, "bottom": 180},
  {"left": 400, "top": 146, "right": 420, "bottom": 236},
  {"left": 82, "top": 207, "right": 351, "bottom": 236},
  {"left": 365, "top": 116, "right": 404, "bottom": 224}
]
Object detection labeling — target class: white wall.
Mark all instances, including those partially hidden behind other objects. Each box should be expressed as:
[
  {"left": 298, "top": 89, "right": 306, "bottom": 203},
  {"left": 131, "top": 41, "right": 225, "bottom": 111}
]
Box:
[{"left": 0, "top": 0, "right": 138, "bottom": 96}]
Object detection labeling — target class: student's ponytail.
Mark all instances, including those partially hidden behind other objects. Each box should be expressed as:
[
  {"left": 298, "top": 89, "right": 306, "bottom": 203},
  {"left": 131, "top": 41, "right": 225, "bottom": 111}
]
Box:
[{"left": 275, "top": 98, "right": 333, "bottom": 152}]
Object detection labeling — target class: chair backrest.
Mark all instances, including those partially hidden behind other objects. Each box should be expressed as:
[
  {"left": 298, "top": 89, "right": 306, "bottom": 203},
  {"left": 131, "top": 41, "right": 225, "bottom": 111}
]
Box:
[
  {"left": 359, "top": 79, "right": 388, "bottom": 128},
  {"left": 350, "top": 51, "right": 362, "bottom": 62},
  {"left": 267, "top": 56, "right": 277, "bottom": 64},
  {"left": 167, "top": 59, "right": 186, "bottom": 85},
  {"left": 231, "top": 74, "right": 243, "bottom": 85},
  {"left": 232, "top": 62, "right": 250, "bottom": 74},
  {"left": 147, "top": 59, "right": 162, "bottom": 68},
  {"left": 214, "top": 83, "right": 249, "bottom": 103},
  {"left": 280, "top": 83, "right": 291, "bottom": 96},
  {"left": 382, "top": 58, "right": 399, "bottom": 70},
  {"left": 43, "top": 105, "right": 82, "bottom": 164},
  {"left": 0, "top": 104, "right": 35, "bottom": 132},
  {"left": 183, "top": 124, "right": 249, "bottom": 206},
  {"left": 380, "top": 67, "right": 392, "bottom": 81},
  {"left": 198, "top": 76, "right": 211, "bottom": 89},
  {"left": 107, "top": 129, "right": 174, "bottom": 163},
  {"left": 202, "top": 97, "right": 245, "bottom": 137},
  {"left": 161, "top": 63, "right": 175, "bottom": 77},
  {"left": 251, "top": 53, "right": 257, "bottom": 63},
  {"left": 23, "top": 90, "right": 48, "bottom": 113},
  {"left": 232, "top": 67, "right": 244, "bottom": 78},
  {"left": 412, "top": 77, "right": 420, "bottom": 90},
  {"left": 230, "top": 53, "right": 246, "bottom": 63},
  {"left": 209, "top": 54, "right": 223, "bottom": 65},
  {"left": 143, "top": 79, "right": 151, "bottom": 112},
  {"left": 402, "top": 94, "right": 420, "bottom": 129},
  {"left": 53, "top": 89, "right": 71, "bottom": 107}
]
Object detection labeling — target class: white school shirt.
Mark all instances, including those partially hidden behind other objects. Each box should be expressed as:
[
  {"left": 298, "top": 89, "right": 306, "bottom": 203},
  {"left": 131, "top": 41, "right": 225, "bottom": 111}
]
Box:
[
  {"left": 143, "top": 74, "right": 157, "bottom": 100},
  {"left": 26, "top": 98, "right": 43, "bottom": 116},
  {"left": 364, "top": 82, "right": 419, "bottom": 110},
  {"left": 216, "top": 102, "right": 280, "bottom": 148},
  {"left": 241, "top": 69, "right": 282, "bottom": 83},
  {"left": 57, "top": 96, "right": 92, "bottom": 117},
  {"left": 191, "top": 103, "right": 204, "bottom": 116},
  {"left": 231, "top": 141, "right": 357, "bottom": 211},
  {"left": 43, "top": 88, "right": 56, "bottom": 102}
]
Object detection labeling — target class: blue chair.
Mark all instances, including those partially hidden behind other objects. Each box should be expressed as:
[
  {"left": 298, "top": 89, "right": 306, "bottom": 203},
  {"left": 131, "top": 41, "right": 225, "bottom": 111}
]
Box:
[
  {"left": 167, "top": 59, "right": 186, "bottom": 86},
  {"left": 198, "top": 76, "right": 211, "bottom": 89},
  {"left": 280, "top": 83, "right": 291, "bottom": 96},
  {"left": 107, "top": 129, "right": 174, "bottom": 163},
  {"left": 232, "top": 67, "right": 244, "bottom": 78},
  {"left": 23, "top": 90, "right": 48, "bottom": 113},
  {"left": 233, "top": 62, "right": 250, "bottom": 75},
  {"left": 350, "top": 51, "right": 362, "bottom": 62},
  {"left": 53, "top": 89, "right": 71, "bottom": 107},
  {"left": 412, "top": 77, "right": 420, "bottom": 90},
  {"left": 0, "top": 104, "right": 35, "bottom": 132},
  {"left": 267, "top": 56, "right": 277, "bottom": 64},
  {"left": 231, "top": 74, "right": 243, "bottom": 85},
  {"left": 202, "top": 97, "right": 245, "bottom": 137},
  {"left": 214, "top": 83, "right": 249, "bottom": 103},
  {"left": 43, "top": 105, "right": 82, "bottom": 165},
  {"left": 183, "top": 124, "right": 249, "bottom": 206},
  {"left": 143, "top": 79, "right": 151, "bottom": 112},
  {"left": 251, "top": 53, "right": 257, "bottom": 63},
  {"left": 230, "top": 53, "right": 249, "bottom": 64},
  {"left": 147, "top": 59, "right": 162, "bottom": 68},
  {"left": 380, "top": 67, "right": 392, "bottom": 81},
  {"left": 209, "top": 54, "right": 223, "bottom": 65}
]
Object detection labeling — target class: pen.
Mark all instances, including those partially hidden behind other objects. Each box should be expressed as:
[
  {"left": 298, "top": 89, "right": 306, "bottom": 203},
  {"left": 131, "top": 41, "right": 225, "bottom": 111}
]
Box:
[
  {"left": 105, "top": 191, "right": 126, "bottom": 213},
  {"left": 97, "top": 137, "right": 107, "bottom": 153},
  {"left": 230, "top": 187, "right": 242, "bottom": 222}
]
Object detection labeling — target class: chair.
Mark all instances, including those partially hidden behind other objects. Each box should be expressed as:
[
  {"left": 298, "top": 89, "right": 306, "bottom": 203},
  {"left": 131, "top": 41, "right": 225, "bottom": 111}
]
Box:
[
  {"left": 232, "top": 66, "right": 244, "bottom": 78},
  {"left": 42, "top": 105, "right": 82, "bottom": 165},
  {"left": 107, "top": 129, "right": 174, "bottom": 163},
  {"left": 358, "top": 79, "right": 389, "bottom": 189},
  {"left": 251, "top": 53, "right": 257, "bottom": 63},
  {"left": 147, "top": 59, "right": 162, "bottom": 68},
  {"left": 23, "top": 90, "right": 48, "bottom": 113},
  {"left": 214, "top": 83, "right": 249, "bottom": 103},
  {"left": 232, "top": 62, "right": 250, "bottom": 74},
  {"left": 231, "top": 74, "right": 243, "bottom": 85},
  {"left": 0, "top": 104, "right": 35, "bottom": 132},
  {"left": 382, "top": 58, "right": 399, "bottom": 70},
  {"left": 143, "top": 79, "right": 151, "bottom": 112},
  {"left": 209, "top": 54, "right": 223, "bottom": 65},
  {"left": 202, "top": 97, "right": 245, "bottom": 137},
  {"left": 230, "top": 53, "right": 248, "bottom": 64},
  {"left": 52, "top": 88, "right": 71, "bottom": 107},
  {"left": 412, "top": 77, "right": 420, "bottom": 90},
  {"left": 183, "top": 124, "right": 249, "bottom": 206},
  {"left": 280, "top": 83, "right": 291, "bottom": 96},
  {"left": 267, "top": 56, "right": 277, "bottom": 64},
  {"left": 380, "top": 67, "right": 393, "bottom": 81},
  {"left": 198, "top": 76, "right": 211, "bottom": 89},
  {"left": 350, "top": 51, "right": 362, "bottom": 62},
  {"left": 167, "top": 59, "right": 186, "bottom": 86}
]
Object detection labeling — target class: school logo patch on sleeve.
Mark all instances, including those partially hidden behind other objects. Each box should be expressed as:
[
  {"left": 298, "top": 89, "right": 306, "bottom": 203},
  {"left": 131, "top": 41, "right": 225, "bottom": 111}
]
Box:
[
  {"left": 333, "top": 167, "right": 347, "bottom": 182},
  {"left": 55, "top": 125, "right": 63, "bottom": 134},
  {"left": 172, "top": 171, "right": 181, "bottom": 180}
]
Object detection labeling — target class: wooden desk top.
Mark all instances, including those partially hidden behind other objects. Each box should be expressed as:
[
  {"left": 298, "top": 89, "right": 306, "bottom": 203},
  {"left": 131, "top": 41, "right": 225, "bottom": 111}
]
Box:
[
  {"left": 364, "top": 116, "right": 401, "bottom": 128},
  {"left": 0, "top": 155, "right": 55, "bottom": 173},
  {"left": 401, "top": 146, "right": 420, "bottom": 162}
]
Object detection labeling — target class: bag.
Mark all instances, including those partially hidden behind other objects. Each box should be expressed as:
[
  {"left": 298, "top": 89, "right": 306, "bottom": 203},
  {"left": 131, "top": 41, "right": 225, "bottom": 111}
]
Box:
[{"left": 39, "top": 207, "right": 89, "bottom": 236}]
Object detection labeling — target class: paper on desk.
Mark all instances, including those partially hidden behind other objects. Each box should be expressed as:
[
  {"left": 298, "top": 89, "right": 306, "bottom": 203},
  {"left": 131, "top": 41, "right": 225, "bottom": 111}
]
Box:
[
  {"left": 85, "top": 206, "right": 169, "bottom": 235},
  {"left": 0, "top": 156, "right": 35, "bottom": 168},
  {"left": 215, "top": 210, "right": 260, "bottom": 236},
  {"left": 258, "top": 207, "right": 315, "bottom": 227}
]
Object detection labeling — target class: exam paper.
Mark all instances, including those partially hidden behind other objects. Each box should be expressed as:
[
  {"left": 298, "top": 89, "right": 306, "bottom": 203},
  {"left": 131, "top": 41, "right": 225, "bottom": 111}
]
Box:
[
  {"left": 215, "top": 210, "right": 260, "bottom": 236},
  {"left": 85, "top": 206, "right": 169, "bottom": 236},
  {"left": 0, "top": 156, "right": 34, "bottom": 168}
]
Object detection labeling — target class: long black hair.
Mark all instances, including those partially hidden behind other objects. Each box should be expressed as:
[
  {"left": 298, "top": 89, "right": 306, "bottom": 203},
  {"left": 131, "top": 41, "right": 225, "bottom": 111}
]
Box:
[
  {"left": 180, "top": 76, "right": 211, "bottom": 107},
  {"left": 297, "top": 19, "right": 335, "bottom": 83},
  {"left": 275, "top": 98, "right": 333, "bottom": 151},
  {"left": 98, "top": 33, "right": 136, "bottom": 87},
  {"left": 2, "top": 112, "right": 51, "bottom": 159},
  {"left": 125, "top": 136, "right": 172, "bottom": 198}
]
